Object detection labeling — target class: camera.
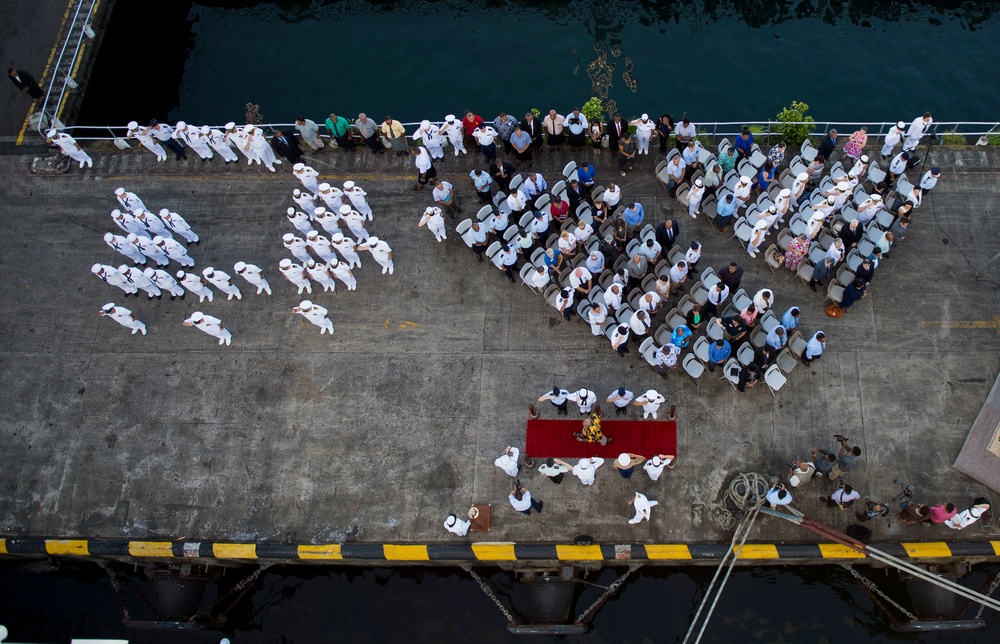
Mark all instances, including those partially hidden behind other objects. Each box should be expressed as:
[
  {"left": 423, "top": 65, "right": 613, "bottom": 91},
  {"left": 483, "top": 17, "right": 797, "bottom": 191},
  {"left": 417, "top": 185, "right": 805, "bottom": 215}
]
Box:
[
  {"left": 834, "top": 434, "right": 849, "bottom": 443},
  {"left": 513, "top": 479, "right": 522, "bottom": 490}
]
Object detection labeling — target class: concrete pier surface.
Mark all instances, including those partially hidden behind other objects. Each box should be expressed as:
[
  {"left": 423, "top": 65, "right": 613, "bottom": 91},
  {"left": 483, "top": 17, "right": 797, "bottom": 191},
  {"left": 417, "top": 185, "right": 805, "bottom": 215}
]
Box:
[{"left": 0, "top": 141, "right": 998, "bottom": 556}]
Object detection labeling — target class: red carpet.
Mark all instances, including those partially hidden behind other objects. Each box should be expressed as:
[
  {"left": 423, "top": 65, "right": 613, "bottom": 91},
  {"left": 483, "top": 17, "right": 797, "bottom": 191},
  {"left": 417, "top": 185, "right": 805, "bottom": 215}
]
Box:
[{"left": 525, "top": 418, "right": 677, "bottom": 459}]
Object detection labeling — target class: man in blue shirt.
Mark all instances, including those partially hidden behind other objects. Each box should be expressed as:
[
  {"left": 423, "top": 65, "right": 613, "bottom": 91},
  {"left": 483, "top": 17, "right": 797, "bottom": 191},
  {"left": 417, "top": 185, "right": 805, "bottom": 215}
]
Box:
[
  {"left": 469, "top": 169, "right": 493, "bottom": 204},
  {"left": 543, "top": 247, "right": 564, "bottom": 277},
  {"left": 623, "top": 202, "right": 644, "bottom": 236},
  {"left": 707, "top": 339, "right": 732, "bottom": 372},
  {"left": 714, "top": 194, "right": 737, "bottom": 231},
  {"left": 734, "top": 127, "right": 754, "bottom": 161},
  {"left": 782, "top": 306, "right": 800, "bottom": 330},
  {"left": 577, "top": 162, "right": 596, "bottom": 202}
]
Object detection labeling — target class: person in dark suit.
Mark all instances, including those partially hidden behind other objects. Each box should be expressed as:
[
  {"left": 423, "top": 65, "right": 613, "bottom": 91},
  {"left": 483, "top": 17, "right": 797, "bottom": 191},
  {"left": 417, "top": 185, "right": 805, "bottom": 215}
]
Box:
[
  {"left": 655, "top": 218, "right": 679, "bottom": 252},
  {"left": 606, "top": 114, "right": 626, "bottom": 154},
  {"left": 271, "top": 129, "right": 303, "bottom": 164},
  {"left": 565, "top": 179, "right": 585, "bottom": 212},
  {"left": 8, "top": 68, "right": 44, "bottom": 99},
  {"left": 817, "top": 129, "right": 838, "bottom": 160},
  {"left": 838, "top": 219, "right": 863, "bottom": 251},
  {"left": 520, "top": 113, "right": 544, "bottom": 151}
]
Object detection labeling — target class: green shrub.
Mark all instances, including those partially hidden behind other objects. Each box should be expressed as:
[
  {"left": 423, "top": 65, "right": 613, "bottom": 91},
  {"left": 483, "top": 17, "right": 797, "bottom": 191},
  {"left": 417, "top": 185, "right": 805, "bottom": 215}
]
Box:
[
  {"left": 940, "top": 131, "right": 967, "bottom": 146},
  {"left": 747, "top": 124, "right": 772, "bottom": 146},
  {"left": 774, "top": 101, "right": 814, "bottom": 147},
  {"left": 988, "top": 134, "right": 1000, "bottom": 146},
  {"left": 581, "top": 97, "right": 604, "bottom": 124}
]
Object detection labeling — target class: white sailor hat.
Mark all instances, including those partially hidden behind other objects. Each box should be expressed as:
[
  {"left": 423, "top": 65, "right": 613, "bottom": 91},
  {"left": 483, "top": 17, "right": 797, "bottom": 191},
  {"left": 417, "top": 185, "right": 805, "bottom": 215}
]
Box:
[
  {"left": 425, "top": 206, "right": 436, "bottom": 214},
  {"left": 176, "top": 270, "right": 186, "bottom": 279},
  {"left": 299, "top": 300, "right": 313, "bottom": 309},
  {"left": 641, "top": 113, "right": 649, "bottom": 120},
  {"left": 202, "top": 267, "right": 215, "bottom": 277},
  {"left": 827, "top": 195, "right": 836, "bottom": 204},
  {"left": 445, "top": 114, "right": 456, "bottom": 122},
  {"left": 617, "top": 453, "right": 631, "bottom": 467},
  {"left": 329, "top": 256, "right": 339, "bottom": 266},
  {"left": 118, "top": 264, "right": 130, "bottom": 273},
  {"left": 103, "top": 232, "right": 114, "bottom": 242},
  {"left": 314, "top": 207, "right": 326, "bottom": 215},
  {"left": 126, "top": 233, "right": 138, "bottom": 243},
  {"left": 143, "top": 267, "right": 155, "bottom": 278},
  {"left": 318, "top": 183, "right": 331, "bottom": 191},
  {"left": 860, "top": 154, "right": 869, "bottom": 163},
  {"left": 444, "top": 515, "right": 457, "bottom": 527},
  {"left": 837, "top": 181, "right": 849, "bottom": 190},
  {"left": 768, "top": 205, "right": 777, "bottom": 214},
  {"left": 339, "top": 205, "right": 352, "bottom": 214},
  {"left": 896, "top": 121, "right": 906, "bottom": 129},
  {"left": 243, "top": 124, "right": 254, "bottom": 133},
  {"left": 46, "top": 128, "right": 58, "bottom": 138},
  {"left": 739, "top": 176, "right": 750, "bottom": 185},
  {"left": 111, "top": 209, "right": 123, "bottom": 218},
  {"left": 367, "top": 236, "right": 379, "bottom": 245},
  {"left": 176, "top": 121, "right": 187, "bottom": 129},
  {"left": 293, "top": 163, "right": 304, "bottom": 171},
  {"left": 871, "top": 194, "right": 882, "bottom": 202},
  {"left": 127, "top": 121, "right": 138, "bottom": 130},
  {"left": 796, "top": 172, "right": 808, "bottom": 181},
  {"left": 286, "top": 207, "right": 296, "bottom": 215},
  {"left": 234, "top": 261, "right": 247, "bottom": 272},
  {"left": 779, "top": 188, "right": 791, "bottom": 197},
  {"left": 293, "top": 189, "right": 302, "bottom": 197},
  {"left": 152, "top": 235, "right": 164, "bottom": 245},
  {"left": 279, "top": 259, "right": 292, "bottom": 268},
  {"left": 91, "top": 263, "right": 103, "bottom": 273},
  {"left": 224, "top": 121, "right": 236, "bottom": 130},
  {"left": 577, "top": 458, "right": 592, "bottom": 469},
  {"left": 306, "top": 259, "right": 316, "bottom": 267},
  {"left": 420, "top": 120, "right": 431, "bottom": 129},
  {"left": 652, "top": 455, "right": 662, "bottom": 466},
  {"left": 283, "top": 233, "right": 295, "bottom": 242},
  {"left": 102, "top": 303, "right": 115, "bottom": 312},
  {"left": 158, "top": 208, "right": 170, "bottom": 217},
  {"left": 694, "top": 178, "right": 703, "bottom": 187},
  {"left": 200, "top": 126, "right": 210, "bottom": 135},
  {"left": 331, "top": 233, "right": 345, "bottom": 242},
  {"left": 306, "top": 231, "right": 318, "bottom": 239},
  {"left": 114, "top": 187, "right": 126, "bottom": 196},
  {"left": 190, "top": 311, "right": 204, "bottom": 322},
  {"left": 343, "top": 180, "right": 355, "bottom": 189}
]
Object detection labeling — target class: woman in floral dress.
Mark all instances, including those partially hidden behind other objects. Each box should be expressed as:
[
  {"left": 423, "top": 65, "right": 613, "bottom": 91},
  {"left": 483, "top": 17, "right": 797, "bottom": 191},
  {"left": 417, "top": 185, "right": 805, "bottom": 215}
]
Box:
[
  {"left": 784, "top": 233, "right": 811, "bottom": 272},
  {"left": 843, "top": 126, "right": 868, "bottom": 160}
]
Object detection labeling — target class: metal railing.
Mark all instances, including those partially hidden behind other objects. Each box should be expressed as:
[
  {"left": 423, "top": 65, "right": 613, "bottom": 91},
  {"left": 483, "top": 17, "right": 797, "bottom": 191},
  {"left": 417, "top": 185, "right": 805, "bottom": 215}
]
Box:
[
  {"left": 54, "top": 120, "right": 1000, "bottom": 145},
  {"left": 35, "top": 0, "right": 100, "bottom": 136}
]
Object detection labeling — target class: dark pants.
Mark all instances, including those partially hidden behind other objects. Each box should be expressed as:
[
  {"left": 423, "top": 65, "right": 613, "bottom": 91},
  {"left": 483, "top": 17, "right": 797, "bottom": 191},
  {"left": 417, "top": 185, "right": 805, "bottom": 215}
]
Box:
[
  {"left": 476, "top": 190, "right": 492, "bottom": 204},
  {"left": 361, "top": 132, "right": 382, "bottom": 153},
  {"left": 514, "top": 148, "right": 532, "bottom": 166},
  {"left": 614, "top": 405, "right": 628, "bottom": 416},
  {"left": 472, "top": 243, "right": 487, "bottom": 262},
  {"left": 494, "top": 176, "right": 512, "bottom": 194},
  {"left": 502, "top": 264, "right": 516, "bottom": 282},
  {"left": 619, "top": 466, "right": 634, "bottom": 479},
  {"left": 616, "top": 343, "right": 629, "bottom": 356},
  {"left": 619, "top": 154, "right": 636, "bottom": 174},
  {"left": 480, "top": 143, "right": 497, "bottom": 162},
  {"left": 547, "top": 133, "right": 565, "bottom": 147},
  {"left": 417, "top": 165, "right": 438, "bottom": 186},
  {"left": 518, "top": 498, "right": 543, "bottom": 514},
  {"left": 500, "top": 139, "right": 512, "bottom": 154},
  {"left": 551, "top": 400, "right": 568, "bottom": 415},
  {"left": 161, "top": 138, "right": 187, "bottom": 160},
  {"left": 547, "top": 472, "right": 565, "bottom": 484},
  {"left": 334, "top": 133, "right": 356, "bottom": 151},
  {"left": 440, "top": 196, "right": 462, "bottom": 218}
]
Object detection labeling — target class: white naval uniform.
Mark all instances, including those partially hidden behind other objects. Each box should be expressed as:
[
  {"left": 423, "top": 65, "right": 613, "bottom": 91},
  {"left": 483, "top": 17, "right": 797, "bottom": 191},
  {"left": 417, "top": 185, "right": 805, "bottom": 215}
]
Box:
[
  {"left": 248, "top": 129, "right": 280, "bottom": 171},
  {"left": 571, "top": 457, "right": 604, "bottom": 486},
  {"left": 629, "top": 492, "right": 658, "bottom": 524},
  {"left": 444, "top": 516, "right": 471, "bottom": 537},
  {"left": 132, "top": 236, "right": 171, "bottom": 266},
  {"left": 50, "top": 132, "right": 92, "bottom": 168},
  {"left": 417, "top": 123, "right": 445, "bottom": 159},
  {"left": 733, "top": 181, "right": 752, "bottom": 209},
  {"left": 279, "top": 262, "right": 313, "bottom": 294},
  {"left": 635, "top": 389, "right": 665, "bottom": 419},
  {"left": 112, "top": 210, "right": 148, "bottom": 238},
  {"left": 235, "top": 263, "right": 271, "bottom": 295},
  {"left": 204, "top": 270, "right": 242, "bottom": 300},
  {"left": 102, "top": 305, "right": 146, "bottom": 335},
  {"left": 178, "top": 272, "right": 214, "bottom": 302},
  {"left": 587, "top": 307, "right": 607, "bottom": 336},
  {"left": 314, "top": 209, "right": 341, "bottom": 236},
  {"left": 362, "top": 239, "right": 393, "bottom": 273},
  {"left": 158, "top": 237, "right": 195, "bottom": 267},
  {"left": 121, "top": 265, "right": 161, "bottom": 298},
  {"left": 208, "top": 129, "right": 239, "bottom": 162},
  {"left": 293, "top": 191, "right": 318, "bottom": 218},
  {"left": 568, "top": 389, "right": 597, "bottom": 414},
  {"left": 494, "top": 447, "right": 519, "bottom": 477},
  {"left": 295, "top": 166, "right": 320, "bottom": 193},
  {"left": 328, "top": 260, "right": 357, "bottom": 291},
  {"left": 117, "top": 191, "right": 146, "bottom": 214},
  {"left": 881, "top": 126, "right": 903, "bottom": 157},
  {"left": 331, "top": 236, "right": 362, "bottom": 268},
  {"left": 185, "top": 314, "right": 231, "bottom": 345},
  {"left": 306, "top": 262, "right": 337, "bottom": 293},
  {"left": 903, "top": 116, "right": 931, "bottom": 152},
  {"left": 687, "top": 184, "right": 705, "bottom": 218},
  {"left": 296, "top": 303, "right": 334, "bottom": 335},
  {"left": 318, "top": 187, "right": 345, "bottom": 212},
  {"left": 306, "top": 234, "right": 337, "bottom": 263},
  {"left": 105, "top": 233, "right": 146, "bottom": 264},
  {"left": 161, "top": 211, "right": 199, "bottom": 244},
  {"left": 643, "top": 457, "right": 673, "bottom": 481},
  {"left": 174, "top": 126, "right": 212, "bottom": 160},
  {"left": 226, "top": 128, "right": 257, "bottom": 163},
  {"left": 418, "top": 207, "right": 447, "bottom": 242},
  {"left": 128, "top": 127, "right": 167, "bottom": 161},
  {"left": 630, "top": 118, "right": 655, "bottom": 154},
  {"left": 295, "top": 119, "right": 325, "bottom": 150},
  {"left": 137, "top": 211, "right": 174, "bottom": 240},
  {"left": 146, "top": 269, "right": 185, "bottom": 297},
  {"left": 342, "top": 210, "right": 371, "bottom": 242},
  {"left": 345, "top": 186, "right": 373, "bottom": 219},
  {"left": 287, "top": 210, "right": 316, "bottom": 236},
  {"left": 441, "top": 120, "right": 466, "bottom": 155},
  {"left": 94, "top": 265, "right": 137, "bottom": 294},
  {"left": 284, "top": 236, "right": 313, "bottom": 263}
]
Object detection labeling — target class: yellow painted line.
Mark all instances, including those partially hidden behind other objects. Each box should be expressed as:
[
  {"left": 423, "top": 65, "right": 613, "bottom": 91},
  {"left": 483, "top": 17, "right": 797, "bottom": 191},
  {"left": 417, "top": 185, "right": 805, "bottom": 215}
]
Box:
[
  {"left": 0, "top": 538, "right": 6, "bottom": 554},
  {"left": 212, "top": 543, "right": 257, "bottom": 559},
  {"left": 901, "top": 542, "right": 952, "bottom": 558},
  {"left": 472, "top": 543, "right": 517, "bottom": 561},
  {"left": 128, "top": 541, "right": 174, "bottom": 557},
  {"left": 45, "top": 539, "right": 89, "bottom": 556},
  {"left": 991, "top": 541, "right": 1000, "bottom": 556},
  {"left": 556, "top": 544, "right": 604, "bottom": 560},
  {"left": 383, "top": 544, "right": 429, "bottom": 561},
  {"left": 17, "top": 0, "right": 76, "bottom": 145},
  {"left": 645, "top": 544, "right": 693, "bottom": 560},
  {"left": 297, "top": 544, "right": 343, "bottom": 560},
  {"left": 818, "top": 543, "right": 866, "bottom": 559},
  {"left": 918, "top": 316, "right": 1000, "bottom": 334},
  {"left": 733, "top": 544, "right": 780, "bottom": 559}
]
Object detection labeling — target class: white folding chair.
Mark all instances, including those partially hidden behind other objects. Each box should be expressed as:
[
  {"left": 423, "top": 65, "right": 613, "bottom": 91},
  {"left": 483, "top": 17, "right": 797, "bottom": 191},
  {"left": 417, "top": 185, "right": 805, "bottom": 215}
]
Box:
[
  {"left": 825, "top": 282, "right": 845, "bottom": 305},
  {"left": 788, "top": 331, "right": 807, "bottom": 359},
  {"left": 736, "top": 341, "right": 756, "bottom": 366},
  {"left": 683, "top": 352, "right": 705, "bottom": 383},
  {"left": 759, "top": 310, "right": 778, "bottom": 333},
  {"left": 764, "top": 364, "right": 787, "bottom": 396},
  {"left": 639, "top": 337, "right": 657, "bottom": 367},
  {"left": 693, "top": 336, "right": 710, "bottom": 362},
  {"left": 562, "top": 160, "right": 578, "bottom": 182},
  {"left": 732, "top": 288, "right": 751, "bottom": 312},
  {"left": 723, "top": 358, "right": 741, "bottom": 389},
  {"left": 800, "top": 139, "right": 817, "bottom": 163},
  {"left": 776, "top": 348, "right": 797, "bottom": 374}
]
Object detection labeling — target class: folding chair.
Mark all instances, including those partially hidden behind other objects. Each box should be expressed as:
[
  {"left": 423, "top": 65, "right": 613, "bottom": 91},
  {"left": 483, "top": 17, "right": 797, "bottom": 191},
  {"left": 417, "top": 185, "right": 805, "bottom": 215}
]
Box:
[
  {"left": 477, "top": 205, "right": 494, "bottom": 222},
  {"left": 509, "top": 174, "right": 523, "bottom": 191},
  {"left": 749, "top": 324, "right": 768, "bottom": 349},
  {"left": 562, "top": 160, "right": 578, "bottom": 182},
  {"left": 683, "top": 352, "right": 705, "bottom": 384},
  {"left": 749, "top": 146, "right": 767, "bottom": 169},
  {"left": 788, "top": 331, "right": 807, "bottom": 359},
  {"left": 707, "top": 317, "right": 724, "bottom": 341},
  {"left": 723, "top": 358, "right": 741, "bottom": 389},
  {"left": 521, "top": 263, "right": 542, "bottom": 291},
  {"left": 654, "top": 323, "right": 672, "bottom": 347},
  {"left": 534, "top": 193, "right": 551, "bottom": 212},
  {"left": 693, "top": 336, "right": 710, "bottom": 362},
  {"left": 835, "top": 263, "right": 855, "bottom": 287},
  {"left": 668, "top": 245, "right": 686, "bottom": 266},
  {"left": 759, "top": 309, "right": 778, "bottom": 333},
  {"left": 665, "top": 307, "right": 686, "bottom": 332},
  {"left": 825, "top": 282, "right": 845, "bottom": 305},
  {"left": 732, "top": 217, "right": 753, "bottom": 244},
  {"left": 764, "top": 364, "right": 787, "bottom": 396},
  {"left": 857, "top": 238, "right": 875, "bottom": 258},
  {"left": 764, "top": 243, "right": 783, "bottom": 272},
  {"left": 639, "top": 337, "right": 658, "bottom": 367},
  {"left": 868, "top": 162, "right": 886, "bottom": 186},
  {"left": 776, "top": 348, "right": 797, "bottom": 375},
  {"left": 818, "top": 230, "right": 836, "bottom": 251},
  {"left": 689, "top": 280, "right": 709, "bottom": 306},
  {"left": 732, "top": 288, "right": 751, "bottom": 312},
  {"left": 700, "top": 266, "right": 720, "bottom": 290},
  {"left": 845, "top": 249, "right": 863, "bottom": 272},
  {"left": 800, "top": 139, "right": 817, "bottom": 163},
  {"left": 808, "top": 243, "right": 827, "bottom": 266},
  {"left": 796, "top": 260, "right": 815, "bottom": 287},
  {"left": 736, "top": 341, "right": 756, "bottom": 366},
  {"left": 776, "top": 227, "right": 793, "bottom": 252},
  {"left": 551, "top": 180, "right": 566, "bottom": 198},
  {"left": 640, "top": 274, "right": 657, "bottom": 293}
]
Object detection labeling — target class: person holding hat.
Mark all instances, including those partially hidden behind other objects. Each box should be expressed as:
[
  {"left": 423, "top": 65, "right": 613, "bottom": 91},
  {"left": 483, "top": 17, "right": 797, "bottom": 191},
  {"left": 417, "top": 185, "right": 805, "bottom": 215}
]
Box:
[
  {"left": 292, "top": 300, "right": 334, "bottom": 335},
  {"left": 418, "top": 206, "right": 447, "bottom": 243},
  {"left": 145, "top": 119, "right": 187, "bottom": 160},
  {"left": 206, "top": 125, "right": 238, "bottom": 163},
  {"left": 222, "top": 121, "right": 255, "bottom": 164},
  {"left": 324, "top": 113, "right": 354, "bottom": 151},
  {"left": 538, "top": 457, "right": 573, "bottom": 484},
  {"left": 99, "top": 303, "right": 146, "bottom": 335},
  {"left": 126, "top": 121, "right": 167, "bottom": 161},
  {"left": 104, "top": 232, "right": 146, "bottom": 265},
  {"left": 633, "top": 389, "right": 666, "bottom": 419},
  {"left": 414, "top": 120, "right": 445, "bottom": 159},
  {"left": 183, "top": 311, "right": 232, "bottom": 346},
  {"left": 354, "top": 113, "right": 382, "bottom": 154},
  {"left": 234, "top": 261, "right": 271, "bottom": 295},
  {"left": 293, "top": 163, "right": 320, "bottom": 193},
  {"left": 278, "top": 259, "right": 312, "bottom": 294},
  {"left": 357, "top": 237, "right": 393, "bottom": 275},
  {"left": 643, "top": 455, "right": 675, "bottom": 481},
  {"left": 305, "top": 259, "right": 337, "bottom": 293},
  {"left": 294, "top": 116, "right": 325, "bottom": 151},
  {"left": 176, "top": 270, "right": 214, "bottom": 302},
  {"left": 114, "top": 187, "right": 146, "bottom": 214},
  {"left": 381, "top": 116, "right": 408, "bottom": 156},
  {"left": 270, "top": 128, "right": 303, "bottom": 164},
  {"left": 92, "top": 264, "right": 137, "bottom": 296},
  {"left": 173, "top": 121, "right": 213, "bottom": 161},
  {"left": 606, "top": 387, "right": 635, "bottom": 416},
  {"left": 202, "top": 267, "right": 242, "bottom": 300},
  {"left": 154, "top": 235, "right": 194, "bottom": 267},
  {"left": 920, "top": 167, "right": 942, "bottom": 194},
  {"left": 687, "top": 178, "right": 705, "bottom": 218},
  {"left": 129, "top": 234, "right": 169, "bottom": 266},
  {"left": 145, "top": 267, "right": 185, "bottom": 299},
  {"left": 494, "top": 446, "right": 519, "bottom": 477},
  {"left": 508, "top": 481, "right": 543, "bottom": 515},
  {"left": 340, "top": 205, "right": 371, "bottom": 242},
  {"left": 572, "top": 457, "right": 605, "bottom": 486},
  {"left": 538, "top": 387, "right": 571, "bottom": 415},
  {"left": 881, "top": 121, "right": 906, "bottom": 159},
  {"left": 330, "top": 232, "right": 362, "bottom": 269},
  {"left": 443, "top": 513, "right": 471, "bottom": 537},
  {"left": 120, "top": 264, "right": 161, "bottom": 298},
  {"left": 628, "top": 492, "right": 659, "bottom": 524},
  {"left": 245, "top": 125, "right": 282, "bottom": 171},
  {"left": 629, "top": 113, "right": 655, "bottom": 155},
  {"left": 614, "top": 453, "right": 645, "bottom": 479}
]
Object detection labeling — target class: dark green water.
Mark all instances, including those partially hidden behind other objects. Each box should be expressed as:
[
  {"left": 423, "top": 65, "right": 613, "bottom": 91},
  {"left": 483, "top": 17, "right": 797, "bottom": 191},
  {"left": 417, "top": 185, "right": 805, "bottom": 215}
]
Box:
[{"left": 78, "top": 0, "right": 1000, "bottom": 127}]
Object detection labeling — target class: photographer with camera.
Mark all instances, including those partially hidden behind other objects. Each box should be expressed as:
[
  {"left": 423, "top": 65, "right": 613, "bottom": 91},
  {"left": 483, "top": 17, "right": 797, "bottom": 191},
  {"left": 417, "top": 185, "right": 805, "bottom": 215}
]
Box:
[
  {"left": 508, "top": 480, "right": 543, "bottom": 515},
  {"left": 829, "top": 435, "right": 862, "bottom": 480},
  {"left": 822, "top": 480, "right": 861, "bottom": 509}
]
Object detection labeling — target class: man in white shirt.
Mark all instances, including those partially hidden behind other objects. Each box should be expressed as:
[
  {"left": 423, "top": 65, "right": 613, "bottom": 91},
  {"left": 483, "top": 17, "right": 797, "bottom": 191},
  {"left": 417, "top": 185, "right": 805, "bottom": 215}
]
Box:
[
  {"left": 494, "top": 446, "right": 519, "bottom": 477},
  {"left": 572, "top": 457, "right": 604, "bottom": 486},
  {"left": 412, "top": 145, "right": 437, "bottom": 190},
  {"left": 628, "top": 492, "right": 658, "bottom": 524},
  {"left": 183, "top": 311, "right": 231, "bottom": 346},
  {"left": 604, "top": 283, "right": 623, "bottom": 313},
  {"left": 292, "top": 300, "right": 334, "bottom": 335},
  {"left": 733, "top": 175, "right": 752, "bottom": 210},
  {"left": 440, "top": 114, "right": 466, "bottom": 155},
  {"left": 766, "top": 483, "right": 792, "bottom": 508},
  {"left": 630, "top": 114, "right": 655, "bottom": 154},
  {"left": 888, "top": 151, "right": 910, "bottom": 184},
  {"left": 611, "top": 323, "right": 630, "bottom": 356},
  {"left": 278, "top": 259, "right": 313, "bottom": 295},
  {"left": 586, "top": 303, "right": 607, "bottom": 336},
  {"left": 568, "top": 388, "right": 597, "bottom": 414},
  {"left": 529, "top": 265, "right": 550, "bottom": 290},
  {"left": 443, "top": 513, "right": 470, "bottom": 537},
  {"left": 98, "top": 303, "right": 146, "bottom": 335},
  {"left": 472, "top": 123, "right": 499, "bottom": 162},
  {"left": 903, "top": 112, "right": 932, "bottom": 152},
  {"left": 538, "top": 457, "right": 573, "bottom": 484},
  {"left": 638, "top": 291, "right": 662, "bottom": 315},
  {"left": 665, "top": 155, "right": 687, "bottom": 197},
  {"left": 176, "top": 270, "right": 214, "bottom": 302},
  {"left": 415, "top": 120, "right": 445, "bottom": 159},
  {"left": 568, "top": 267, "right": 593, "bottom": 295},
  {"left": 542, "top": 109, "right": 565, "bottom": 146},
  {"left": 234, "top": 261, "right": 271, "bottom": 295},
  {"left": 633, "top": 389, "right": 665, "bottom": 418},
  {"left": 47, "top": 129, "right": 92, "bottom": 168},
  {"left": 358, "top": 236, "right": 394, "bottom": 274},
  {"left": 538, "top": 387, "right": 570, "bottom": 415},
  {"left": 920, "top": 167, "right": 941, "bottom": 193},
  {"left": 643, "top": 455, "right": 675, "bottom": 481},
  {"left": 295, "top": 116, "right": 325, "bottom": 151},
  {"left": 880, "top": 121, "right": 906, "bottom": 159},
  {"left": 606, "top": 387, "right": 634, "bottom": 416},
  {"left": 509, "top": 482, "right": 543, "bottom": 515},
  {"left": 704, "top": 281, "right": 730, "bottom": 318}
]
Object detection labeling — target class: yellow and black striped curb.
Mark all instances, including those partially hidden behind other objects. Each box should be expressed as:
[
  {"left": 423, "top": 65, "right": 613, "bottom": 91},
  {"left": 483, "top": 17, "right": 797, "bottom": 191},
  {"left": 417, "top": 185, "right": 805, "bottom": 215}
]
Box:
[{"left": 2, "top": 538, "right": 999, "bottom": 562}]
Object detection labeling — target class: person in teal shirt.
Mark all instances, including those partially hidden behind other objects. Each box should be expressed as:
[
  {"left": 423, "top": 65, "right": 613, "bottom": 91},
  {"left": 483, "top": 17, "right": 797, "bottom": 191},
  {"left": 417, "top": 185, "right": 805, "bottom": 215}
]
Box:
[
  {"left": 325, "top": 112, "right": 355, "bottom": 150},
  {"left": 718, "top": 147, "right": 737, "bottom": 173},
  {"left": 670, "top": 325, "right": 692, "bottom": 348}
]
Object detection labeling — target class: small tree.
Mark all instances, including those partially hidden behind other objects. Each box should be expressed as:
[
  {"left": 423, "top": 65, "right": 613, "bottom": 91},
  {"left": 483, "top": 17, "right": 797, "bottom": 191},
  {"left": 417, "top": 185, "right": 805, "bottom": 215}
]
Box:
[
  {"left": 245, "top": 102, "right": 262, "bottom": 125},
  {"left": 581, "top": 97, "right": 604, "bottom": 124},
  {"left": 775, "top": 101, "right": 814, "bottom": 147}
]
